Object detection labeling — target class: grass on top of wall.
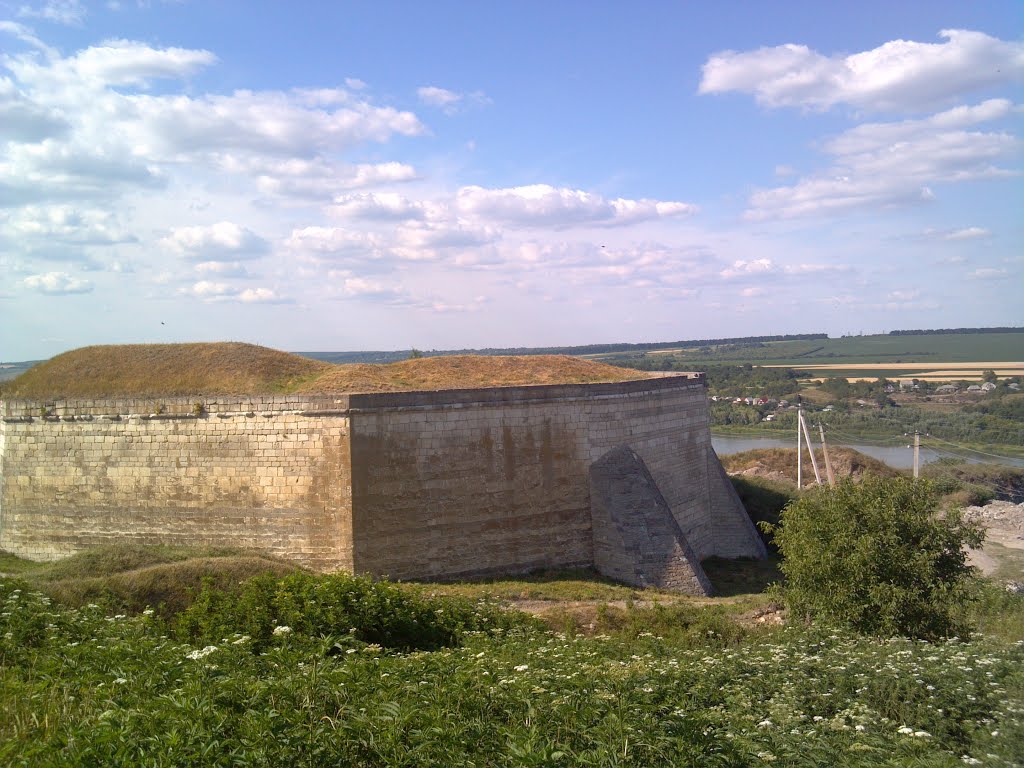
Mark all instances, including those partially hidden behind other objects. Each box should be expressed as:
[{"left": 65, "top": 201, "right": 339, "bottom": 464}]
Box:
[
  {"left": 1, "top": 342, "right": 330, "bottom": 399},
  {"left": 1, "top": 343, "right": 644, "bottom": 399}
]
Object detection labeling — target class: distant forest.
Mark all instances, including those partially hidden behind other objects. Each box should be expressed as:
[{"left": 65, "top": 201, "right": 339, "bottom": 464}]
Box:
[
  {"left": 299, "top": 334, "right": 829, "bottom": 365},
  {"left": 888, "top": 327, "right": 1022, "bottom": 336}
]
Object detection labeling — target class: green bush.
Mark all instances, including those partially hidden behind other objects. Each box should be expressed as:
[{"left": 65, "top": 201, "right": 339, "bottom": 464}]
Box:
[
  {"left": 175, "top": 571, "right": 533, "bottom": 651},
  {"left": 767, "top": 476, "right": 985, "bottom": 640}
]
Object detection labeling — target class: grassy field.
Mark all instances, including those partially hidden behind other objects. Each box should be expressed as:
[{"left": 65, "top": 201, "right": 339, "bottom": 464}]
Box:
[
  {"left": 1, "top": 545, "right": 1022, "bottom": 766},
  {"left": 595, "top": 332, "right": 1024, "bottom": 368}
]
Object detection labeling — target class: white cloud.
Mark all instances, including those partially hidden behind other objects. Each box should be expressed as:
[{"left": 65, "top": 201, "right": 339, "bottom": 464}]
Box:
[
  {"left": 0, "top": 40, "right": 424, "bottom": 213},
  {"left": 720, "top": 258, "right": 774, "bottom": 279},
  {"left": 700, "top": 30, "right": 1024, "bottom": 112},
  {"left": 747, "top": 100, "right": 1020, "bottom": 219},
  {"left": 0, "top": 77, "right": 68, "bottom": 142},
  {"left": 944, "top": 226, "right": 990, "bottom": 240},
  {"left": 194, "top": 261, "right": 253, "bottom": 278},
  {"left": 327, "top": 192, "right": 430, "bottom": 220},
  {"left": 417, "top": 86, "right": 461, "bottom": 108},
  {"left": 217, "top": 156, "right": 417, "bottom": 200},
  {"left": 334, "top": 276, "right": 413, "bottom": 305},
  {"left": 417, "top": 85, "right": 490, "bottom": 114},
  {"left": 3, "top": 205, "right": 134, "bottom": 245},
  {"left": 18, "top": 0, "right": 86, "bottom": 25},
  {"left": 184, "top": 281, "right": 289, "bottom": 303},
  {"left": 237, "top": 287, "right": 288, "bottom": 303},
  {"left": 161, "top": 222, "right": 268, "bottom": 261},
  {"left": 455, "top": 185, "right": 696, "bottom": 228},
  {"left": 969, "top": 267, "right": 1008, "bottom": 279},
  {"left": 23, "top": 270, "right": 92, "bottom": 293},
  {"left": 285, "top": 226, "right": 383, "bottom": 260}
]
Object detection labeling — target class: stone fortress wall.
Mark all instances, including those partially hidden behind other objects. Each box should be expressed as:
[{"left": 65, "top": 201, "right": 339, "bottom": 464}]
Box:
[{"left": 0, "top": 374, "right": 765, "bottom": 594}]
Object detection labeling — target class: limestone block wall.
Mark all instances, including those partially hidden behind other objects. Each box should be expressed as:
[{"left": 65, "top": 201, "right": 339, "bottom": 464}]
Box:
[
  {"left": 0, "top": 397, "right": 353, "bottom": 570},
  {"left": 345, "top": 374, "right": 763, "bottom": 581},
  {"left": 0, "top": 374, "right": 763, "bottom": 584}
]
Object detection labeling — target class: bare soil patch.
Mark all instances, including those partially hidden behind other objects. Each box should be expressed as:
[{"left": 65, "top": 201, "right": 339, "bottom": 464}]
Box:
[{"left": 962, "top": 501, "right": 1024, "bottom": 580}]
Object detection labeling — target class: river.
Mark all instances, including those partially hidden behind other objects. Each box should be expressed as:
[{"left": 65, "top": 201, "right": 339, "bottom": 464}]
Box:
[{"left": 711, "top": 434, "right": 1024, "bottom": 469}]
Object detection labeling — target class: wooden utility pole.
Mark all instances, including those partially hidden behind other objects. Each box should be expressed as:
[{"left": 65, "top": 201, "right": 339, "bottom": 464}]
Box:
[
  {"left": 819, "top": 423, "right": 836, "bottom": 486},
  {"left": 796, "top": 406, "right": 802, "bottom": 489},
  {"left": 913, "top": 431, "right": 920, "bottom": 479},
  {"left": 799, "top": 410, "right": 822, "bottom": 486}
]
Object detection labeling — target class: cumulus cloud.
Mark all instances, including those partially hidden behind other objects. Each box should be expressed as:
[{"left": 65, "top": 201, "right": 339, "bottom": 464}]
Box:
[
  {"left": 454, "top": 185, "right": 696, "bottom": 228},
  {"left": 285, "top": 226, "right": 384, "bottom": 261},
  {"left": 184, "top": 281, "right": 289, "bottom": 303},
  {"left": 333, "top": 275, "right": 415, "bottom": 305},
  {"left": 23, "top": 270, "right": 92, "bottom": 294},
  {"left": 0, "top": 77, "right": 68, "bottom": 142},
  {"left": 216, "top": 156, "right": 416, "bottom": 200},
  {"left": 161, "top": 222, "right": 269, "bottom": 261},
  {"left": 3, "top": 205, "right": 135, "bottom": 245},
  {"left": 327, "top": 192, "right": 431, "bottom": 221},
  {"left": 0, "top": 38, "right": 424, "bottom": 215},
  {"left": 746, "top": 100, "right": 1020, "bottom": 219},
  {"left": 700, "top": 30, "right": 1024, "bottom": 112}
]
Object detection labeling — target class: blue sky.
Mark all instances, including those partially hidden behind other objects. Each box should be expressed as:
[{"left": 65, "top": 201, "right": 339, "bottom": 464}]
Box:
[{"left": 0, "top": 1, "right": 1021, "bottom": 360}]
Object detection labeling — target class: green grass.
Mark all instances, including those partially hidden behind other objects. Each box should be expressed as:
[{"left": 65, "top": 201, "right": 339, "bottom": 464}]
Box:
[
  {"left": 2, "top": 573, "right": 1022, "bottom": 767},
  {"left": 984, "top": 542, "right": 1024, "bottom": 583},
  {"left": 417, "top": 567, "right": 677, "bottom": 603},
  {"left": 0, "top": 551, "right": 44, "bottom": 576}
]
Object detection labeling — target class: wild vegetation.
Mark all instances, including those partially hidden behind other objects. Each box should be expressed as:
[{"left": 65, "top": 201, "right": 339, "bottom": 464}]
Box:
[{"left": 1, "top": 554, "right": 1021, "bottom": 767}]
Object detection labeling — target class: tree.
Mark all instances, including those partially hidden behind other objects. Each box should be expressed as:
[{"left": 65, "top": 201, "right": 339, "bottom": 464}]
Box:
[{"left": 767, "top": 476, "right": 984, "bottom": 640}]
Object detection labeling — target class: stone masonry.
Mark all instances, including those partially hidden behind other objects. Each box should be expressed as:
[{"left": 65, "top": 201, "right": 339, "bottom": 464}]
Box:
[{"left": 0, "top": 374, "right": 765, "bottom": 593}]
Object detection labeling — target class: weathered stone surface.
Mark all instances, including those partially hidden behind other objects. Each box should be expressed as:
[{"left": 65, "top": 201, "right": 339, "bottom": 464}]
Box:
[
  {"left": 0, "top": 375, "right": 765, "bottom": 586},
  {"left": 590, "top": 445, "right": 712, "bottom": 595}
]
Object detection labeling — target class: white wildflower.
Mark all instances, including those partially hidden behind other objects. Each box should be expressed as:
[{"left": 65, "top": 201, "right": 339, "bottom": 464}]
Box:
[
  {"left": 186, "top": 645, "right": 218, "bottom": 660},
  {"left": 272, "top": 625, "right": 292, "bottom": 636},
  {"left": 514, "top": 664, "right": 529, "bottom": 672}
]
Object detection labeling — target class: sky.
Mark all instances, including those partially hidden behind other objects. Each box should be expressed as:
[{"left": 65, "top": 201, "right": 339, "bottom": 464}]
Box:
[{"left": 0, "top": 1, "right": 1021, "bottom": 361}]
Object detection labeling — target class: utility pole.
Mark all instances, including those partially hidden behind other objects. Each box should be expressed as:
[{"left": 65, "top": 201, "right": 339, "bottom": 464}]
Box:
[
  {"left": 796, "top": 406, "right": 802, "bottom": 489},
  {"left": 799, "top": 410, "right": 822, "bottom": 486},
  {"left": 819, "top": 423, "right": 836, "bottom": 486},
  {"left": 913, "top": 431, "right": 920, "bottom": 479}
]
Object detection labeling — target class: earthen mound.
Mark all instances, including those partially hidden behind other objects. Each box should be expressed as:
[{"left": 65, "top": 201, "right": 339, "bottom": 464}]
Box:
[
  {"left": 2, "top": 342, "right": 330, "bottom": 399},
  {"left": 2, "top": 344, "right": 647, "bottom": 399},
  {"left": 722, "top": 447, "right": 901, "bottom": 484},
  {"left": 299, "top": 354, "right": 641, "bottom": 393}
]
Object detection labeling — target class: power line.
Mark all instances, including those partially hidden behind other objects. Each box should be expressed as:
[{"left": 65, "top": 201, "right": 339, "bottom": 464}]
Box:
[{"left": 919, "top": 434, "right": 1024, "bottom": 463}]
